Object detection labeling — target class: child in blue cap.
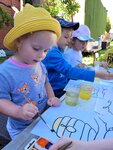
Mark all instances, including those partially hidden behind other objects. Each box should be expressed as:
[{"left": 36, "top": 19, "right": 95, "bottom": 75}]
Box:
[{"left": 43, "top": 18, "right": 113, "bottom": 98}]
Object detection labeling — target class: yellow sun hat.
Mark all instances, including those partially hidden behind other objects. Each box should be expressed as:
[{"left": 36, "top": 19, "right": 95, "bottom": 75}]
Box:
[{"left": 3, "top": 4, "right": 61, "bottom": 51}]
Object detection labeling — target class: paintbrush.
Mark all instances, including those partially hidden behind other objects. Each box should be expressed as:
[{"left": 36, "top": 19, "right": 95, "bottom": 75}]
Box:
[
  {"left": 37, "top": 113, "right": 55, "bottom": 132},
  {"left": 58, "top": 141, "right": 72, "bottom": 150},
  {"left": 76, "top": 60, "right": 82, "bottom": 64},
  {"left": 23, "top": 95, "right": 30, "bottom": 103},
  {"left": 23, "top": 95, "right": 55, "bottom": 133}
]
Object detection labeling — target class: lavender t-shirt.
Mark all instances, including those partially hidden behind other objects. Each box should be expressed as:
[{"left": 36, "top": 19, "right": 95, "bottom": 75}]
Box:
[{"left": 0, "top": 58, "right": 48, "bottom": 133}]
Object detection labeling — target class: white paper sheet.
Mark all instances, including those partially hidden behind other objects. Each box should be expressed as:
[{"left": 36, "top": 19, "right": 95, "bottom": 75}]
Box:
[
  {"left": 31, "top": 105, "right": 113, "bottom": 142},
  {"left": 31, "top": 80, "right": 113, "bottom": 142}
]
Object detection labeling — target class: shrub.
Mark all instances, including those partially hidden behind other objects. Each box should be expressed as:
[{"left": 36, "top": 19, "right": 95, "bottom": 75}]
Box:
[{"left": 0, "top": 7, "right": 12, "bottom": 29}]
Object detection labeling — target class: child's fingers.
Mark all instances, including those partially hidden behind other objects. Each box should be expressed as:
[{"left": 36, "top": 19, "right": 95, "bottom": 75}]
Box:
[
  {"left": 47, "top": 99, "right": 53, "bottom": 106},
  {"left": 47, "top": 98, "right": 61, "bottom": 106},
  {"left": 100, "top": 61, "right": 108, "bottom": 68},
  {"left": 24, "top": 103, "right": 39, "bottom": 112},
  {"left": 26, "top": 112, "right": 37, "bottom": 120},
  {"left": 77, "top": 64, "right": 85, "bottom": 68},
  {"left": 22, "top": 103, "right": 39, "bottom": 120},
  {"left": 53, "top": 100, "right": 61, "bottom": 106},
  {"left": 29, "top": 107, "right": 38, "bottom": 114},
  {"left": 24, "top": 110, "right": 38, "bottom": 120}
]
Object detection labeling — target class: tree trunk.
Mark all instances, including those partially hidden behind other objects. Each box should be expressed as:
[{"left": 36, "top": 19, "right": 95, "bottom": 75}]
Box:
[{"left": 71, "top": 15, "right": 73, "bottom": 22}]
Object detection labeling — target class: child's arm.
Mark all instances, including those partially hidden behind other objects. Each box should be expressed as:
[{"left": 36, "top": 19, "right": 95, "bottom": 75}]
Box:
[
  {"left": 0, "top": 98, "right": 38, "bottom": 120},
  {"left": 45, "top": 82, "right": 55, "bottom": 98},
  {"left": 49, "top": 136, "right": 113, "bottom": 150},
  {"left": 45, "top": 82, "right": 61, "bottom": 106},
  {"left": 95, "top": 71, "right": 113, "bottom": 80}
]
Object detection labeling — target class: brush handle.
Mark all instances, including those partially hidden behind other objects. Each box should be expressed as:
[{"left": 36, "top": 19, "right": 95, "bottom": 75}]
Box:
[
  {"left": 38, "top": 113, "right": 47, "bottom": 124},
  {"left": 37, "top": 113, "right": 53, "bottom": 132},
  {"left": 58, "top": 141, "right": 72, "bottom": 150}
]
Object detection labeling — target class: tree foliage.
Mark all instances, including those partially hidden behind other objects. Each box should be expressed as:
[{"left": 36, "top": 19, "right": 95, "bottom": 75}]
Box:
[
  {"left": 106, "top": 17, "right": 111, "bottom": 33},
  {"left": 60, "top": 0, "right": 80, "bottom": 20},
  {"left": 34, "top": 0, "right": 80, "bottom": 21},
  {"left": 0, "top": 7, "right": 12, "bottom": 29},
  {"left": 34, "top": 0, "right": 60, "bottom": 16},
  {"left": 0, "top": 0, "right": 80, "bottom": 28}
]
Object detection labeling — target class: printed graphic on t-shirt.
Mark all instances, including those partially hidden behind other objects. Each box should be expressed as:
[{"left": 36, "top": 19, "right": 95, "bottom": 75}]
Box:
[
  {"left": 17, "top": 82, "right": 30, "bottom": 94},
  {"left": 32, "top": 73, "right": 40, "bottom": 85}
]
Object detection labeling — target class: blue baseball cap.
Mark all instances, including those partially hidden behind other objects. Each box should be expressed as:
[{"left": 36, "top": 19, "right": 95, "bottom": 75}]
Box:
[{"left": 56, "top": 18, "right": 79, "bottom": 30}]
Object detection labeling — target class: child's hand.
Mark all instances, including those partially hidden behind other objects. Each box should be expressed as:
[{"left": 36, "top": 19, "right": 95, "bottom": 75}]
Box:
[
  {"left": 100, "top": 61, "right": 108, "bottom": 69},
  {"left": 77, "top": 63, "right": 85, "bottom": 68},
  {"left": 47, "top": 97, "right": 61, "bottom": 106},
  {"left": 49, "top": 136, "right": 83, "bottom": 150},
  {"left": 20, "top": 103, "right": 39, "bottom": 120}
]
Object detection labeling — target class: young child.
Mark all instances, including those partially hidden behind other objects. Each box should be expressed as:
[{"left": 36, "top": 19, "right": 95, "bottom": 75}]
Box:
[
  {"left": 49, "top": 136, "right": 113, "bottom": 150},
  {"left": 42, "top": 18, "right": 113, "bottom": 98},
  {"left": 64, "top": 25, "right": 94, "bottom": 68},
  {"left": 0, "top": 4, "right": 61, "bottom": 139},
  {"left": 101, "top": 48, "right": 113, "bottom": 68}
]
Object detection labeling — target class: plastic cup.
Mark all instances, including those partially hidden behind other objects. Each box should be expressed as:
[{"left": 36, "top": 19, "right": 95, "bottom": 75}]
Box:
[
  {"left": 65, "top": 87, "right": 79, "bottom": 106},
  {"left": 79, "top": 83, "right": 93, "bottom": 100}
]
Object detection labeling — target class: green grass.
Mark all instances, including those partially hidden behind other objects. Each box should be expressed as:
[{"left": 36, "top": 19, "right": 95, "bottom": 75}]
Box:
[
  {"left": 83, "top": 42, "right": 113, "bottom": 66},
  {"left": 83, "top": 57, "right": 94, "bottom": 65}
]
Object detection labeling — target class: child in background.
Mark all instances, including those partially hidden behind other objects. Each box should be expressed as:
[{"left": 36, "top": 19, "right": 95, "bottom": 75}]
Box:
[
  {"left": 101, "top": 48, "right": 113, "bottom": 68},
  {"left": 0, "top": 4, "right": 61, "bottom": 139},
  {"left": 64, "top": 25, "right": 94, "bottom": 68},
  {"left": 43, "top": 18, "right": 113, "bottom": 98}
]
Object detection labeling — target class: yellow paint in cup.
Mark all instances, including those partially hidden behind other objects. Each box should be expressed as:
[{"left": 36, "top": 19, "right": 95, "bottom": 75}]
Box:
[{"left": 79, "top": 83, "right": 93, "bottom": 100}]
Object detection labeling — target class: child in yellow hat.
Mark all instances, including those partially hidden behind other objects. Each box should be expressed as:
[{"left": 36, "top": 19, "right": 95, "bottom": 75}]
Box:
[{"left": 0, "top": 4, "right": 61, "bottom": 139}]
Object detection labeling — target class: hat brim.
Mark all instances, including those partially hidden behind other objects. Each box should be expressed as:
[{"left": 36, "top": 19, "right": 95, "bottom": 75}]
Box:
[
  {"left": 77, "top": 35, "right": 94, "bottom": 41},
  {"left": 61, "top": 22, "right": 79, "bottom": 30},
  {"left": 4, "top": 19, "right": 61, "bottom": 51}
]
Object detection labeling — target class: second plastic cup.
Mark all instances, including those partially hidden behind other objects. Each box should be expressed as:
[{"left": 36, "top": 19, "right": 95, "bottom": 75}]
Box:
[{"left": 79, "top": 83, "right": 93, "bottom": 100}]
